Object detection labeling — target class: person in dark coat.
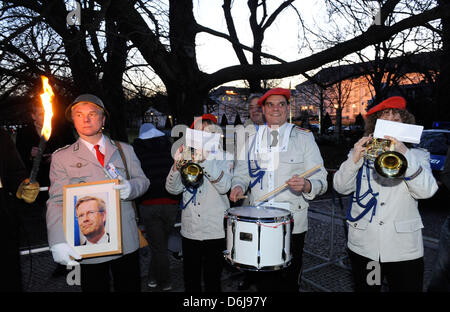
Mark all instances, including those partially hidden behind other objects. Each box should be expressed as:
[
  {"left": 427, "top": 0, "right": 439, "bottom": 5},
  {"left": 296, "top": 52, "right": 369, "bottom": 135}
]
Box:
[
  {"left": 0, "top": 129, "right": 40, "bottom": 291},
  {"left": 132, "top": 123, "right": 180, "bottom": 291},
  {"left": 15, "top": 102, "right": 75, "bottom": 200},
  {"left": 15, "top": 101, "right": 75, "bottom": 277}
]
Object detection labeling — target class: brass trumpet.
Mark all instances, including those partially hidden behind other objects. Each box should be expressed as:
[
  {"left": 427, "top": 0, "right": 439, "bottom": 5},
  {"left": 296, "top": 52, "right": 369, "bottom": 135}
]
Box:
[
  {"left": 364, "top": 137, "right": 408, "bottom": 178},
  {"left": 176, "top": 147, "right": 204, "bottom": 188}
]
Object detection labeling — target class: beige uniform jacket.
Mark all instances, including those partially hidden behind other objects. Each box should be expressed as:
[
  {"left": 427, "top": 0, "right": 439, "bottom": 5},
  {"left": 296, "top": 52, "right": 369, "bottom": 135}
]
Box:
[
  {"left": 232, "top": 124, "right": 328, "bottom": 234},
  {"left": 165, "top": 152, "right": 233, "bottom": 241},
  {"left": 333, "top": 147, "right": 438, "bottom": 262},
  {"left": 46, "top": 136, "right": 150, "bottom": 264}
]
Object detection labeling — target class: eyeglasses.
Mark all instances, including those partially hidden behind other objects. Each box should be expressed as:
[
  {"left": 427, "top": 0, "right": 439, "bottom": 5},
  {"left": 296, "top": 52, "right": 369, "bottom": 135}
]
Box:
[
  {"left": 77, "top": 210, "right": 104, "bottom": 219},
  {"left": 264, "top": 102, "right": 288, "bottom": 109}
]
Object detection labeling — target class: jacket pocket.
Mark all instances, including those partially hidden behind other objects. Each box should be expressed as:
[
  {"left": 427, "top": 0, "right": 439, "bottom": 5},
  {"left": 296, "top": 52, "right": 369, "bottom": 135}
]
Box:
[
  {"left": 67, "top": 162, "right": 92, "bottom": 183},
  {"left": 347, "top": 218, "right": 369, "bottom": 230},
  {"left": 347, "top": 218, "right": 369, "bottom": 247},
  {"left": 394, "top": 218, "right": 424, "bottom": 233},
  {"left": 280, "top": 152, "right": 304, "bottom": 165},
  {"left": 393, "top": 218, "right": 424, "bottom": 255}
]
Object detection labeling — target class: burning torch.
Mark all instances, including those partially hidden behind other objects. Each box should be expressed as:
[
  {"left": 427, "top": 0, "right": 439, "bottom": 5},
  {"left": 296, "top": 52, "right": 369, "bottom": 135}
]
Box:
[{"left": 16, "top": 76, "right": 54, "bottom": 203}]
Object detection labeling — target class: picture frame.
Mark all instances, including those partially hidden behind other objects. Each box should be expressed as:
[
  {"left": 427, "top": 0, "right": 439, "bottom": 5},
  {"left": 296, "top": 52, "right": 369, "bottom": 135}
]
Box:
[{"left": 63, "top": 179, "right": 122, "bottom": 259}]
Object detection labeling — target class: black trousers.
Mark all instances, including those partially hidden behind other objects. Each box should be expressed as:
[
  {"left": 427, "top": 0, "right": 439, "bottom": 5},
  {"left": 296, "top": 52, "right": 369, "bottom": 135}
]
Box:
[
  {"left": 80, "top": 250, "right": 141, "bottom": 292},
  {"left": 182, "top": 237, "right": 225, "bottom": 292},
  {"left": 252, "top": 232, "right": 306, "bottom": 292},
  {"left": 140, "top": 204, "right": 178, "bottom": 286},
  {"left": 348, "top": 249, "right": 424, "bottom": 292}
]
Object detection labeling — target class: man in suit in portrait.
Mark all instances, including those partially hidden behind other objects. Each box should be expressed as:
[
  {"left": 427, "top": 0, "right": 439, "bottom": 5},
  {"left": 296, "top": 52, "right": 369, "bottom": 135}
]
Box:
[{"left": 75, "top": 196, "right": 110, "bottom": 245}]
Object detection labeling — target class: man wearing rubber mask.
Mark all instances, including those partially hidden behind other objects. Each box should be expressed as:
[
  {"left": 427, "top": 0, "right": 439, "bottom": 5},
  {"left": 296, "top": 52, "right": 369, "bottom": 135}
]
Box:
[
  {"left": 46, "top": 94, "right": 149, "bottom": 292},
  {"left": 230, "top": 88, "right": 328, "bottom": 292}
]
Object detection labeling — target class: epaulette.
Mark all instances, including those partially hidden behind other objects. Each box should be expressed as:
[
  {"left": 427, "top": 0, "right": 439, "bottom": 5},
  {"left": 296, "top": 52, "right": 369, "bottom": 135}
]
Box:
[
  {"left": 294, "top": 126, "right": 311, "bottom": 133},
  {"left": 52, "top": 144, "right": 71, "bottom": 154},
  {"left": 415, "top": 147, "right": 428, "bottom": 153}
]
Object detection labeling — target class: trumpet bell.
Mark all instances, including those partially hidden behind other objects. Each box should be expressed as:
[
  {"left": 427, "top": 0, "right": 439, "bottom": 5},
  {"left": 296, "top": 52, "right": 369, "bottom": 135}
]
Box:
[
  {"left": 180, "top": 162, "right": 204, "bottom": 188},
  {"left": 364, "top": 137, "right": 408, "bottom": 178},
  {"left": 374, "top": 151, "right": 408, "bottom": 178}
]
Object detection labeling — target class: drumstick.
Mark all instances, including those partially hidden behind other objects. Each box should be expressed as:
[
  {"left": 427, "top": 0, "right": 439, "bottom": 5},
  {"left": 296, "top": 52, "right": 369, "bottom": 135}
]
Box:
[
  {"left": 236, "top": 195, "right": 248, "bottom": 200},
  {"left": 254, "top": 164, "right": 322, "bottom": 203}
]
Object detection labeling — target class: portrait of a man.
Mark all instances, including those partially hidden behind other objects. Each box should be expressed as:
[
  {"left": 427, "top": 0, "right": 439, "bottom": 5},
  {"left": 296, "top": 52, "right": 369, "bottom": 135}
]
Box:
[
  {"left": 75, "top": 196, "right": 110, "bottom": 245},
  {"left": 64, "top": 180, "right": 122, "bottom": 258}
]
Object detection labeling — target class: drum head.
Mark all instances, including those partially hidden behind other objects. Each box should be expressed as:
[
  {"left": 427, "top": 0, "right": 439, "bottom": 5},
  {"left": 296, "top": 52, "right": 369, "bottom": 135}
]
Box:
[{"left": 227, "top": 206, "right": 291, "bottom": 221}]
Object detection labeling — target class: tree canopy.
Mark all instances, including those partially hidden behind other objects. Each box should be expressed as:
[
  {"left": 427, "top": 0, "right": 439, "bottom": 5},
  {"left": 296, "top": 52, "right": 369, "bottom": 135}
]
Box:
[{"left": 1, "top": 0, "right": 449, "bottom": 139}]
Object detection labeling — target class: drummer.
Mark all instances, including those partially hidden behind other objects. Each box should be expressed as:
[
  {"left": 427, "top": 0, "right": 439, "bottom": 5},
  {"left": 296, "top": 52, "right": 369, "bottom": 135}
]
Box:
[
  {"left": 166, "top": 114, "right": 233, "bottom": 292},
  {"left": 230, "top": 88, "right": 328, "bottom": 292}
]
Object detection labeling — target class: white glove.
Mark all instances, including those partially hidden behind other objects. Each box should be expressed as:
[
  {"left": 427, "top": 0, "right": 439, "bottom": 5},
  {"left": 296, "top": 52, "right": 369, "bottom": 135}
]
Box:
[
  {"left": 50, "top": 243, "right": 81, "bottom": 266},
  {"left": 113, "top": 176, "right": 132, "bottom": 200}
]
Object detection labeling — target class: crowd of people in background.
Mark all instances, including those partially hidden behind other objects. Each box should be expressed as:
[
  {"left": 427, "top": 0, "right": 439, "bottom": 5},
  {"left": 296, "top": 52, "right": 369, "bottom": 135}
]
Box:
[{"left": 1, "top": 88, "right": 449, "bottom": 293}]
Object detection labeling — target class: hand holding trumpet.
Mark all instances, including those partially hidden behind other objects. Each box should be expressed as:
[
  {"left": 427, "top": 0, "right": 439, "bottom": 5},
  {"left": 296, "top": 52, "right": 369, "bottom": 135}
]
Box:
[
  {"left": 353, "top": 134, "right": 408, "bottom": 165},
  {"left": 383, "top": 135, "right": 408, "bottom": 155},
  {"left": 174, "top": 144, "right": 209, "bottom": 172},
  {"left": 352, "top": 134, "right": 372, "bottom": 164}
]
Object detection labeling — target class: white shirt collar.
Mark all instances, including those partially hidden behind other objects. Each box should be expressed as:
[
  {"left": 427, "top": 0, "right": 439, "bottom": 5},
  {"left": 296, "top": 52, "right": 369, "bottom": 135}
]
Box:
[
  {"left": 79, "top": 134, "right": 106, "bottom": 156},
  {"left": 85, "top": 232, "right": 110, "bottom": 245}
]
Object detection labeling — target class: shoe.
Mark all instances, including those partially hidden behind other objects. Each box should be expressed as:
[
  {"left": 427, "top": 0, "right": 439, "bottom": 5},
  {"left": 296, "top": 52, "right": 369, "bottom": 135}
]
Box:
[{"left": 147, "top": 280, "right": 157, "bottom": 288}]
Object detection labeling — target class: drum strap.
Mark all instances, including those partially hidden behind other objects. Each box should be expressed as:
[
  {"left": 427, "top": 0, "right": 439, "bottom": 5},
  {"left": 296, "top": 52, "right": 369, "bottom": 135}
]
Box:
[
  {"left": 346, "top": 161, "right": 379, "bottom": 223},
  {"left": 248, "top": 136, "right": 265, "bottom": 190},
  {"left": 180, "top": 186, "right": 198, "bottom": 210}
]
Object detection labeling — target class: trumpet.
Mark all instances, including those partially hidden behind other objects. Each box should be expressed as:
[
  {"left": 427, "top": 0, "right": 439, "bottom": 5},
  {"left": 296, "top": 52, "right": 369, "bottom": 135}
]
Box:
[
  {"left": 176, "top": 147, "right": 204, "bottom": 188},
  {"left": 364, "top": 137, "right": 408, "bottom": 178}
]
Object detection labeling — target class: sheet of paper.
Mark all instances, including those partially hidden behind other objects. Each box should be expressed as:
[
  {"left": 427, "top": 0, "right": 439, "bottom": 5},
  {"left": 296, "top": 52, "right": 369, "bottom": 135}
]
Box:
[
  {"left": 373, "top": 119, "right": 423, "bottom": 144},
  {"left": 185, "top": 128, "right": 221, "bottom": 152}
]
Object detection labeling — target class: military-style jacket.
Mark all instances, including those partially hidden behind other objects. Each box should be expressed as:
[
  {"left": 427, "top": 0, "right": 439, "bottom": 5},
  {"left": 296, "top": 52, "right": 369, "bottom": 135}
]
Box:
[
  {"left": 46, "top": 136, "right": 150, "bottom": 264},
  {"left": 165, "top": 151, "right": 233, "bottom": 241},
  {"left": 232, "top": 123, "right": 328, "bottom": 234},
  {"left": 333, "top": 147, "right": 438, "bottom": 262}
]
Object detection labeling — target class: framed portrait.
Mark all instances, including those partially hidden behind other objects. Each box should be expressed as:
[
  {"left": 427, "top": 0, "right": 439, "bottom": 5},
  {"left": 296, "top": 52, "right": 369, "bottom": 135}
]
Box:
[{"left": 63, "top": 179, "right": 122, "bottom": 258}]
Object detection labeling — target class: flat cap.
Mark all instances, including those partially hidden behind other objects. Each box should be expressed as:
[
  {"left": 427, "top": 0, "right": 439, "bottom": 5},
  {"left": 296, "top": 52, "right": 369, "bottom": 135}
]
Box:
[
  {"left": 366, "top": 96, "right": 406, "bottom": 116},
  {"left": 190, "top": 113, "right": 218, "bottom": 129},
  {"left": 257, "top": 88, "right": 291, "bottom": 106}
]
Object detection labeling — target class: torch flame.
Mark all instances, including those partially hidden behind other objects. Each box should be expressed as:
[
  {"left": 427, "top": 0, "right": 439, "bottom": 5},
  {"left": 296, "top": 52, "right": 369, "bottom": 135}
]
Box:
[{"left": 39, "top": 76, "right": 54, "bottom": 141}]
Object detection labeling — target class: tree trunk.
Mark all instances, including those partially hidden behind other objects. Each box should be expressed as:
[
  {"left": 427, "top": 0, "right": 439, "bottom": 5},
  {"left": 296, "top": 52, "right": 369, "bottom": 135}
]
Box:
[
  {"left": 167, "top": 84, "right": 208, "bottom": 126},
  {"left": 319, "top": 88, "right": 325, "bottom": 135},
  {"left": 101, "top": 14, "right": 128, "bottom": 142}
]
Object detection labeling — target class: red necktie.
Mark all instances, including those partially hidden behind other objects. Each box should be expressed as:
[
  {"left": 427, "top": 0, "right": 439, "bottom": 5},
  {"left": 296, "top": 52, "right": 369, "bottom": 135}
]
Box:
[{"left": 94, "top": 144, "right": 105, "bottom": 167}]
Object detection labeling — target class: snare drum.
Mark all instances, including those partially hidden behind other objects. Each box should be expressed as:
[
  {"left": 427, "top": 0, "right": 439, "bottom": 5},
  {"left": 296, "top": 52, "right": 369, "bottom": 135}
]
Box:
[{"left": 224, "top": 206, "right": 293, "bottom": 271}]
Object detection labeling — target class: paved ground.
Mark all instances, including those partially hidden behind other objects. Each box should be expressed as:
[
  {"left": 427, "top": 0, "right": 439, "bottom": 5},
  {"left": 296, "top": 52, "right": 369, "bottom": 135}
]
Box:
[{"left": 18, "top": 196, "right": 442, "bottom": 293}]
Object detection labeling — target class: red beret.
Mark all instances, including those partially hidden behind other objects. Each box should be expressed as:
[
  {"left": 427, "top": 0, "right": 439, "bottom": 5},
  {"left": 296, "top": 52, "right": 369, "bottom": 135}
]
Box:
[
  {"left": 257, "top": 88, "right": 291, "bottom": 106},
  {"left": 366, "top": 96, "right": 406, "bottom": 116},
  {"left": 190, "top": 113, "right": 218, "bottom": 129}
]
